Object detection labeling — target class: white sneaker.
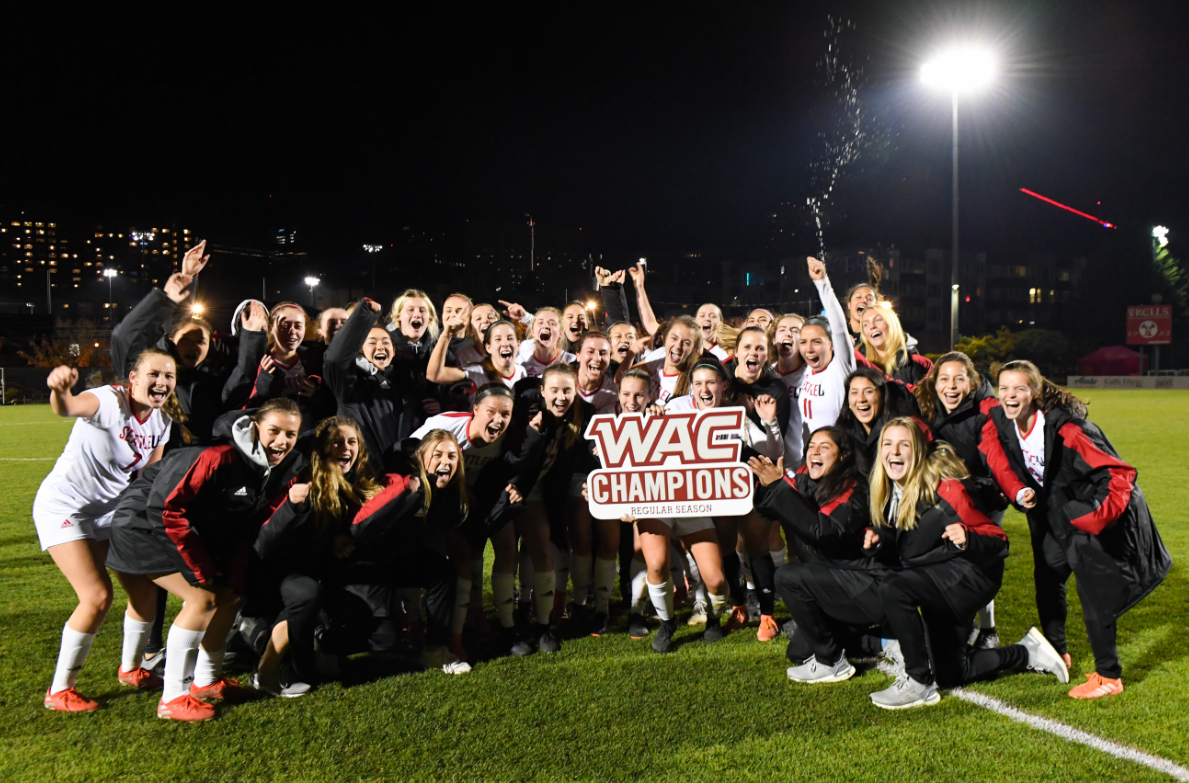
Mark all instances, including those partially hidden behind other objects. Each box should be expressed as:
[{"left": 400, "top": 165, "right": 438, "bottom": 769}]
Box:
[
  {"left": 786, "top": 653, "right": 856, "bottom": 683},
  {"left": 869, "top": 674, "right": 940, "bottom": 709},
  {"left": 250, "top": 669, "right": 311, "bottom": 698},
  {"left": 1019, "top": 627, "right": 1069, "bottom": 683},
  {"left": 687, "top": 600, "right": 708, "bottom": 626},
  {"left": 424, "top": 647, "right": 472, "bottom": 675}
]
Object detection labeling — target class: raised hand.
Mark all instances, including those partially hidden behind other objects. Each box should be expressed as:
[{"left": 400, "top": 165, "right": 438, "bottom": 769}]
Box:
[
  {"left": 754, "top": 394, "right": 778, "bottom": 423},
  {"left": 610, "top": 269, "right": 626, "bottom": 285},
  {"left": 181, "top": 240, "right": 210, "bottom": 276},
  {"left": 260, "top": 355, "right": 277, "bottom": 374},
  {"left": 47, "top": 365, "right": 79, "bottom": 395},
  {"left": 243, "top": 302, "right": 268, "bottom": 332},
  {"left": 807, "top": 256, "right": 826, "bottom": 281},
  {"left": 594, "top": 266, "right": 612, "bottom": 286},
  {"left": 529, "top": 411, "right": 544, "bottom": 432},
  {"left": 163, "top": 273, "right": 194, "bottom": 304},
  {"left": 289, "top": 482, "right": 310, "bottom": 504},
  {"left": 443, "top": 311, "right": 467, "bottom": 330},
  {"left": 498, "top": 300, "right": 527, "bottom": 321},
  {"left": 365, "top": 298, "right": 382, "bottom": 313},
  {"left": 628, "top": 261, "right": 647, "bottom": 287},
  {"left": 629, "top": 335, "right": 652, "bottom": 357},
  {"left": 747, "top": 455, "right": 785, "bottom": 486}
]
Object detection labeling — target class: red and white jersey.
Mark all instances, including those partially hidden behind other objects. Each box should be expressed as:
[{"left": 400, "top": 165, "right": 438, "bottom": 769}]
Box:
[
  {"left": 773, "top": 363, "right": 806, "bottom": 402},
  {"left": 643, "top": 357, "right": 682, "bottom": 405},
  {"left": 577, "top": 374, "right": 618, "bottom": 415},
  {"left": 798, "top": 275, "right": 855, "bottom": 435},
  {"left": 34, "top": 385, "right": 171, "bottom": 518},
  {"left": 412, "top": 412, "right": 504, "bottom": 489},
  {"left": 773, "top": 363, "right": 806, "bottom": 469},
  {"left": 707, "top": 344, "right": 729, "bottom": 361},
  {"left": 270, "top": 356, "right": 307, "bottom": 395},
  {"left": 1014, "top": 408, "right": 1046, "bottom": 486},
  {"left": 462, "top": 363, "right": 526, "bottom": 394},
  {"left": 517, "top": 344, "right": 575, "bottom": 378}
]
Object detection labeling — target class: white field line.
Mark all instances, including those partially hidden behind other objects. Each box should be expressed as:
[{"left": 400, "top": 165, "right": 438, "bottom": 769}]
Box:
[{"left": 953, "top": 688, "right": 1189, "bottom": 781}]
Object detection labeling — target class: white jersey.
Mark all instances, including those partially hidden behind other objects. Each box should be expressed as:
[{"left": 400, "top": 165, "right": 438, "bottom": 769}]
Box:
[
  {"left": 462, "top": 363, "right": 526, "bottom": 395},
  {"left": 1014, "top": 408, "right": 1046, "bottom": 486},
  {"left": 517, "top": 343, "right": 575, "bottom": 378},
  {"left": 797, "top": 275, "right": 855, "bottom": 437},
  {"left": 773, "top": 363, "right": 807, "bottom": 469},
  {"left": 577, "top": 374, "right": 618, "bottom": 415},
  {"left": 642, "top": 357, "right": 682, "bottom": 405},
  {"left": 412, "top": 412, "right": 504, "bottom": 489},
  {"left": 34, "top": 385, "right": 171, "bottom": 520}
]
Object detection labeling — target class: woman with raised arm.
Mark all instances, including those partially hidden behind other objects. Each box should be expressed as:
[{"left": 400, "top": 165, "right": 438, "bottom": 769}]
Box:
[
  {"left": 982, "top": 361, "right": 1170, "bottom": 699},
  {"left": 428, "top": 316, "right": 526, "bottom": 396},
  {"left": 627, "top": 260, "right": 660, "bottom": 337},
  {"left": 515, "top": 306, "right": 576, "bottom": 378},
  {"left": 617, "top": 315, "right": 703, "bottom": 406},
  {"left": 35, "top": 352, "right": 176, "bottom": 712},
  {"left": 798, "top": 256, "right": 856, "bottom": 437},
  {"left": 859, "top": 302, "right": 933, "bottom": 387},
  {"left": 836, "top": 367, "right": 923, "bottom": 473},
  {"left": 593, "top": 266, "right": 632, "bottom": 333},
  {"left": 106, "top": 398, "right": 305, "bottom": 721}
]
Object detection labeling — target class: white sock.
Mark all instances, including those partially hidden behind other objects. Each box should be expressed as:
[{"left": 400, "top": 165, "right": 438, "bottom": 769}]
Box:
[
  {"left": 979, "top": 601, "right": 996, "bottom": 629},
  {"left": 50, "top": 624, "right": 96, "bottom": 695},
  {"left": 685, "top": 551, "right": 708, "bottom": 603},
  {"left": 533, "top": 570, "right": 556, "bottom": 625},
  {"left": 452, "top": 578, "right": 471, "bottom": 635},
  {"left": 193, "top": 646, "right": 225, "bottom": 688},
  {"left": 708, "top": 592, "right": 728, "bottom": 620},
  {"left": 740, "top": 551, "right": 755, "bottom": 590},
  {"left": 161, "top": 625, "right": 204, "bottom": 701},
  {"left": 629, "top": 556, "right": 649, "bottom": 613},
  {"left": 551, "top": 543, "right": 570, "bottom": 594},
  {"left": 770, "top": 546, "right": 787, "bottom": 568},
  {"left": 469, "top": 556, "right": 485, "bottom": 610},
  {"left": 571, "top": 554, "right": 593, "bottom": 607},
  {"left": 492, "top": 572, "right": 516, "bottom": 629},
  {"left": 647, "top": 579, "right": 675, "bottom": 622},
  {"left": 121, "top": 612, "right": 153, "bottom": 672},
  {"left": 517, "top": 548, "right": 534, "bottom": 605},
  {"left": 593, "top": 557, "right": 617, "bottom": 614}
]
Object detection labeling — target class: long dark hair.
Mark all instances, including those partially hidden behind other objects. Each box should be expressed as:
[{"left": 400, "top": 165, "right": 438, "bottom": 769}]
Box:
[
  {"left": 835, "top": 367, "right": 920, "bottom": 434},
  {"left": 804, "top": 426, "right": 865, "bottom": 507}
]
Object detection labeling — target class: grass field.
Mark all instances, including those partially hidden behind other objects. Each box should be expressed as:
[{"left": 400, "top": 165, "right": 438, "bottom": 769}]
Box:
[{"left": 1, "top": 391, "right": 1187, "bottom": 782}]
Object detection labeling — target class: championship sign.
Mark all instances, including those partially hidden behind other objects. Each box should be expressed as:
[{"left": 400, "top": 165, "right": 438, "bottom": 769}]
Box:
[{"left": 584, "top": 408, "right": 755, "bottom": 520}]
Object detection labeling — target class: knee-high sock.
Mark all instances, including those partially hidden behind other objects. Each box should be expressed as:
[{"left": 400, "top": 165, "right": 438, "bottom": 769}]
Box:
[
  {"left": 469, "top": 556, "right": 485, "bottom": 610},
  {"left": 50, "top": 623, "right": 96, "bottom": 695},
  {"left": 193, "top": 647, "right": 225, "bottom": 688},
  {"left": 533, "top": 570, "right": 556, "bottom": 625},
  {"left": 593, "top": 557, "right": 617, "bottom": 614},
  {"left": 398, "top": 587, "right": 423, "bottom": 623},
  {"left": 770, "top": 546, "right": 787, "bottom": 568},
  {"left": 121, "top": 611, "right": 153, "bottom": 672},
  {"left": 517, "top": 547, "right": 534, "bottom": 605},
  {"left": 685, "top": 551, "right": 708, "bottom": 603},
  {"left": 571, "top": 554, "right": 593, "bottom": 606},
  {"left": 979, "top": 600, "right": 995, "bottom": 630},
  {"left": 146, "top": 586, "right": 168, "bottom": 654},
  {"left": 629, "top": 556, "right": 649, "bottom": 613},
  {"left": 750, "top": 556, "right": 777, "bottom": 616},
  {"left": 451, "top": 578, "right": 471, "bottom": 635},
  {"left": 739, "top": 550, "right": 755, "bottom": 590},
  {"left": 670, "top": 542, "right": 686, "bottom": 589},
  {"left": 551, "top": 542, "right": 571, "bottom": 594},
  {"left": 491, "top": 572, "right": 516, "bottom": 629},
  {"left": 161, "top": 625, "right": 204, "bottom": 701},
  {"left": 720, "top": 548, "right": 746, "bottom": 606},
  {"left": 647, "top": 579, "right": 675, "bottom": 622},
  {"left": 708, "top": 592, "right": 728, "bottom": 620}
]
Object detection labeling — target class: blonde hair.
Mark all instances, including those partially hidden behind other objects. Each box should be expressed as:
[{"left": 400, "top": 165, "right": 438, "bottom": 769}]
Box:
[
  {"left": 308, "top": 417, "right": 382, "bottom": 529},
  {"left": 766, "top": 313, "right": 805, "bottom": 359},
  {"left": 415, "top": 430, "right": 469, "bottom": 521},
  {"left": 541, "top": 363, "right": 585, "bottom": 449},
  {"left": 127, "top": 347, "right": 192, "bottom": 444},
  {"left": 860, "top": 302, "right": 908, "bottom": 376},
  {"left": 661, "top": 315, "right": 704, "bottom": 398},
  {"left": 267, "top": 304, "right": 308, "bottom": 355},
  {"left": 388, "top": 289, "right": 440, "bottom": 342},
  {"left": 869, "top": 417, "right": 968, "bottom": 530}
]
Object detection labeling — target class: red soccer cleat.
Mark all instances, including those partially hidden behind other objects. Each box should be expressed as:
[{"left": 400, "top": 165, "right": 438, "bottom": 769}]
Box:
[
  {"left": 1069, "top": 672, "right": 1124, "bottom": 699},
  {"left": 44, "top": 687, "right": 99, "bottom": 713},
  {"left": 723, "top": 605, "right": 749, "bottom": 633},
  {"left": 157, "top": 693, "right": 216, "bottom": 721},
  {"left": 190, "top": 677, "right": 251, "bottom": 703},
  {"left": 118, "top": 666, "right": 164, "bottom": 691}
]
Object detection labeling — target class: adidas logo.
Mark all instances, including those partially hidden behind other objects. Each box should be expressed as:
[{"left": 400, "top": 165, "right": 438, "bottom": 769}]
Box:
[
  {"left": 233, "top": 487, "right": 248, "bottom": 497},
  {"left": 60, "top": 520, "right": 74, "bottom": 528}
]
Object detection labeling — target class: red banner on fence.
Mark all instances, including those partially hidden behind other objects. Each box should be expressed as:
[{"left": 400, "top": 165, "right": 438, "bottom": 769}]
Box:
[{"left": 1126, "top": 305, "right": 1172, "bottom": 345}]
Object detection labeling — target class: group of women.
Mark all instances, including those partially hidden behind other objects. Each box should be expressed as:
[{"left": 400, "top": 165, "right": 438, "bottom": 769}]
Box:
[{"left": 33, "top": 244, "right": 1170, "bottom": 720}]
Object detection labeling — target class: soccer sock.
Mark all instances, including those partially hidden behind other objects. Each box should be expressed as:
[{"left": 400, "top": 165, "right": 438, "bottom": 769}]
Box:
[
  {"left": 629, "top": 556, "right": 649, "bottom": 613},
  {"left": 708, "top": 592, "right": 728, "bottom": 620},
  {"left": 770, "top": 546, "right": 787, "bottom": 568},
  {"left": 517, "top": 548, "right": 534, "bottom": 606},
  {"left": 550, "top": 543, "right": 570, "bottom": 595},
  {"left": 491, "top": 572, "right": 516, "bottom": 629},
  {"left": 469, "top": 556, "right": 485, "bottom": 610},
  {"left": 646, "top": 579, "right": 675, "bottom": 622},
  {"left": 533, "top": 570, "right": 556, "bottom": 625},
  {"left": 193, "top": 646, "right": 225, "bottom": 688},
  {"left": 670, "top": 542, "right": 686, "bottom": 589},
  {"left": 571, "top": 554, "right": 593, "bottom": 607},
  {"left": 720, "top": 549, "right": 746, "bottom": 606},
  {"left": 161, "top": 625, "right": 204, "bottom": 702},
  {"left": 452, "top": 578, "right": 471, "bottom": 636},
  {"left": 684, "top": 551, "right": 708, "bottom": 603},
  {"left": 50, "top": 624, "right": 96, "bottom": 695},
  {"left": 121, "top": 611, "right": 153, "bottom": 672},
  {"left": 593, "top": 556, "right": 617, "bottom": 614},
  {"left": 750, "top": 556, "right": 777, "bottom": 616},
  {"left": 740, "top": 551, "right": 755, "bottom": 591},
  {"left": 145, "top": 587, "right": 167, "bottom": 654},
  {"left": 979, "top": 600, "right": 996, "bottom": 629}
]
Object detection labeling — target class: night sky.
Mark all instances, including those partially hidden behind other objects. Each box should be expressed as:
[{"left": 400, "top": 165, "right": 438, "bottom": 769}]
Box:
[{"left": 4, "top": 1, "right": 1188, "bottom": 260}]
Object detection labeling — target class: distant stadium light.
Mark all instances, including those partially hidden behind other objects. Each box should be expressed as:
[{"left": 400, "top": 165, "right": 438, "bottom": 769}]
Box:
[{"left": 1153, "top": 226, "right": 1170, "bottom": 248}]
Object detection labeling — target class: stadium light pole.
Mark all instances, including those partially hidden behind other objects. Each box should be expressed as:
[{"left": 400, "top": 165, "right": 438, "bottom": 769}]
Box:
[
  {"left": 305, "top": 276, "right": 320, "bottom": 307},
  {"left": 103, "top": 268, "right": 117, "bottom": 313},
  {"left": 922, "top": 47, "right": 995, "bottom": 350}
]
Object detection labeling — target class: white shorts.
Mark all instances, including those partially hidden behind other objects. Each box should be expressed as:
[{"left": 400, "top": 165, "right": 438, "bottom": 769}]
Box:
[
  {"left": 32, "top": 499, "right": 114, "bottom": 551},
  {"left": 659, "top": 516, "right": 715, "bottom": 539}
]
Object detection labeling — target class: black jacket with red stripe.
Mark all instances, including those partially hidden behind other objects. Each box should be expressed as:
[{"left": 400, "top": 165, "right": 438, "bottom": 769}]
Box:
[
  {"left": 147, "top": 415, "right": 305, "bottom": 589},
  {"left": 926, "top": 378, "right": 1009, "bottom": 512},
  {"left": 982, "top": 404, "right": 1171, "bottom": 618},
  {"left": 226, "top": 341, "right": 337, "bottom": 429},
  {"left": 754, "top": 470, "right": 870, "bottom": 569}
]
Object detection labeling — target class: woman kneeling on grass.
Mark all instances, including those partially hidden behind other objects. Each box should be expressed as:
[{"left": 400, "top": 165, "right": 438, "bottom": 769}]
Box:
[
  {"left": 982, "top": 361, "right": 1171, "bottom": 699},
  {"left": 36, "top": 353, "right": 176, "bottom": 712},
  {"left": 106, "top": 398, "right": 304, "bottom": 721}
]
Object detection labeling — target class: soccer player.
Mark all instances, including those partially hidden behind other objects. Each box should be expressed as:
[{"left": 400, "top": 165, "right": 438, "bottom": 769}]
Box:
[
  {"left": 516, "top": 307, "right": 576, "bottom": 378},
  {"left": 617, "top": 315, "right": 703, "bottom": 406},
  {"left": 858, "top": 302, "right": 933, "bottom": 387},
  {"left": 835, "top": 368, "right": 923, "bottom": 473},
  {"left": 428, "top": 317, "right": 527, "bottom": 396},
  {"left": 798, "top": 256, "right": 856, "bottom": 438}
]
